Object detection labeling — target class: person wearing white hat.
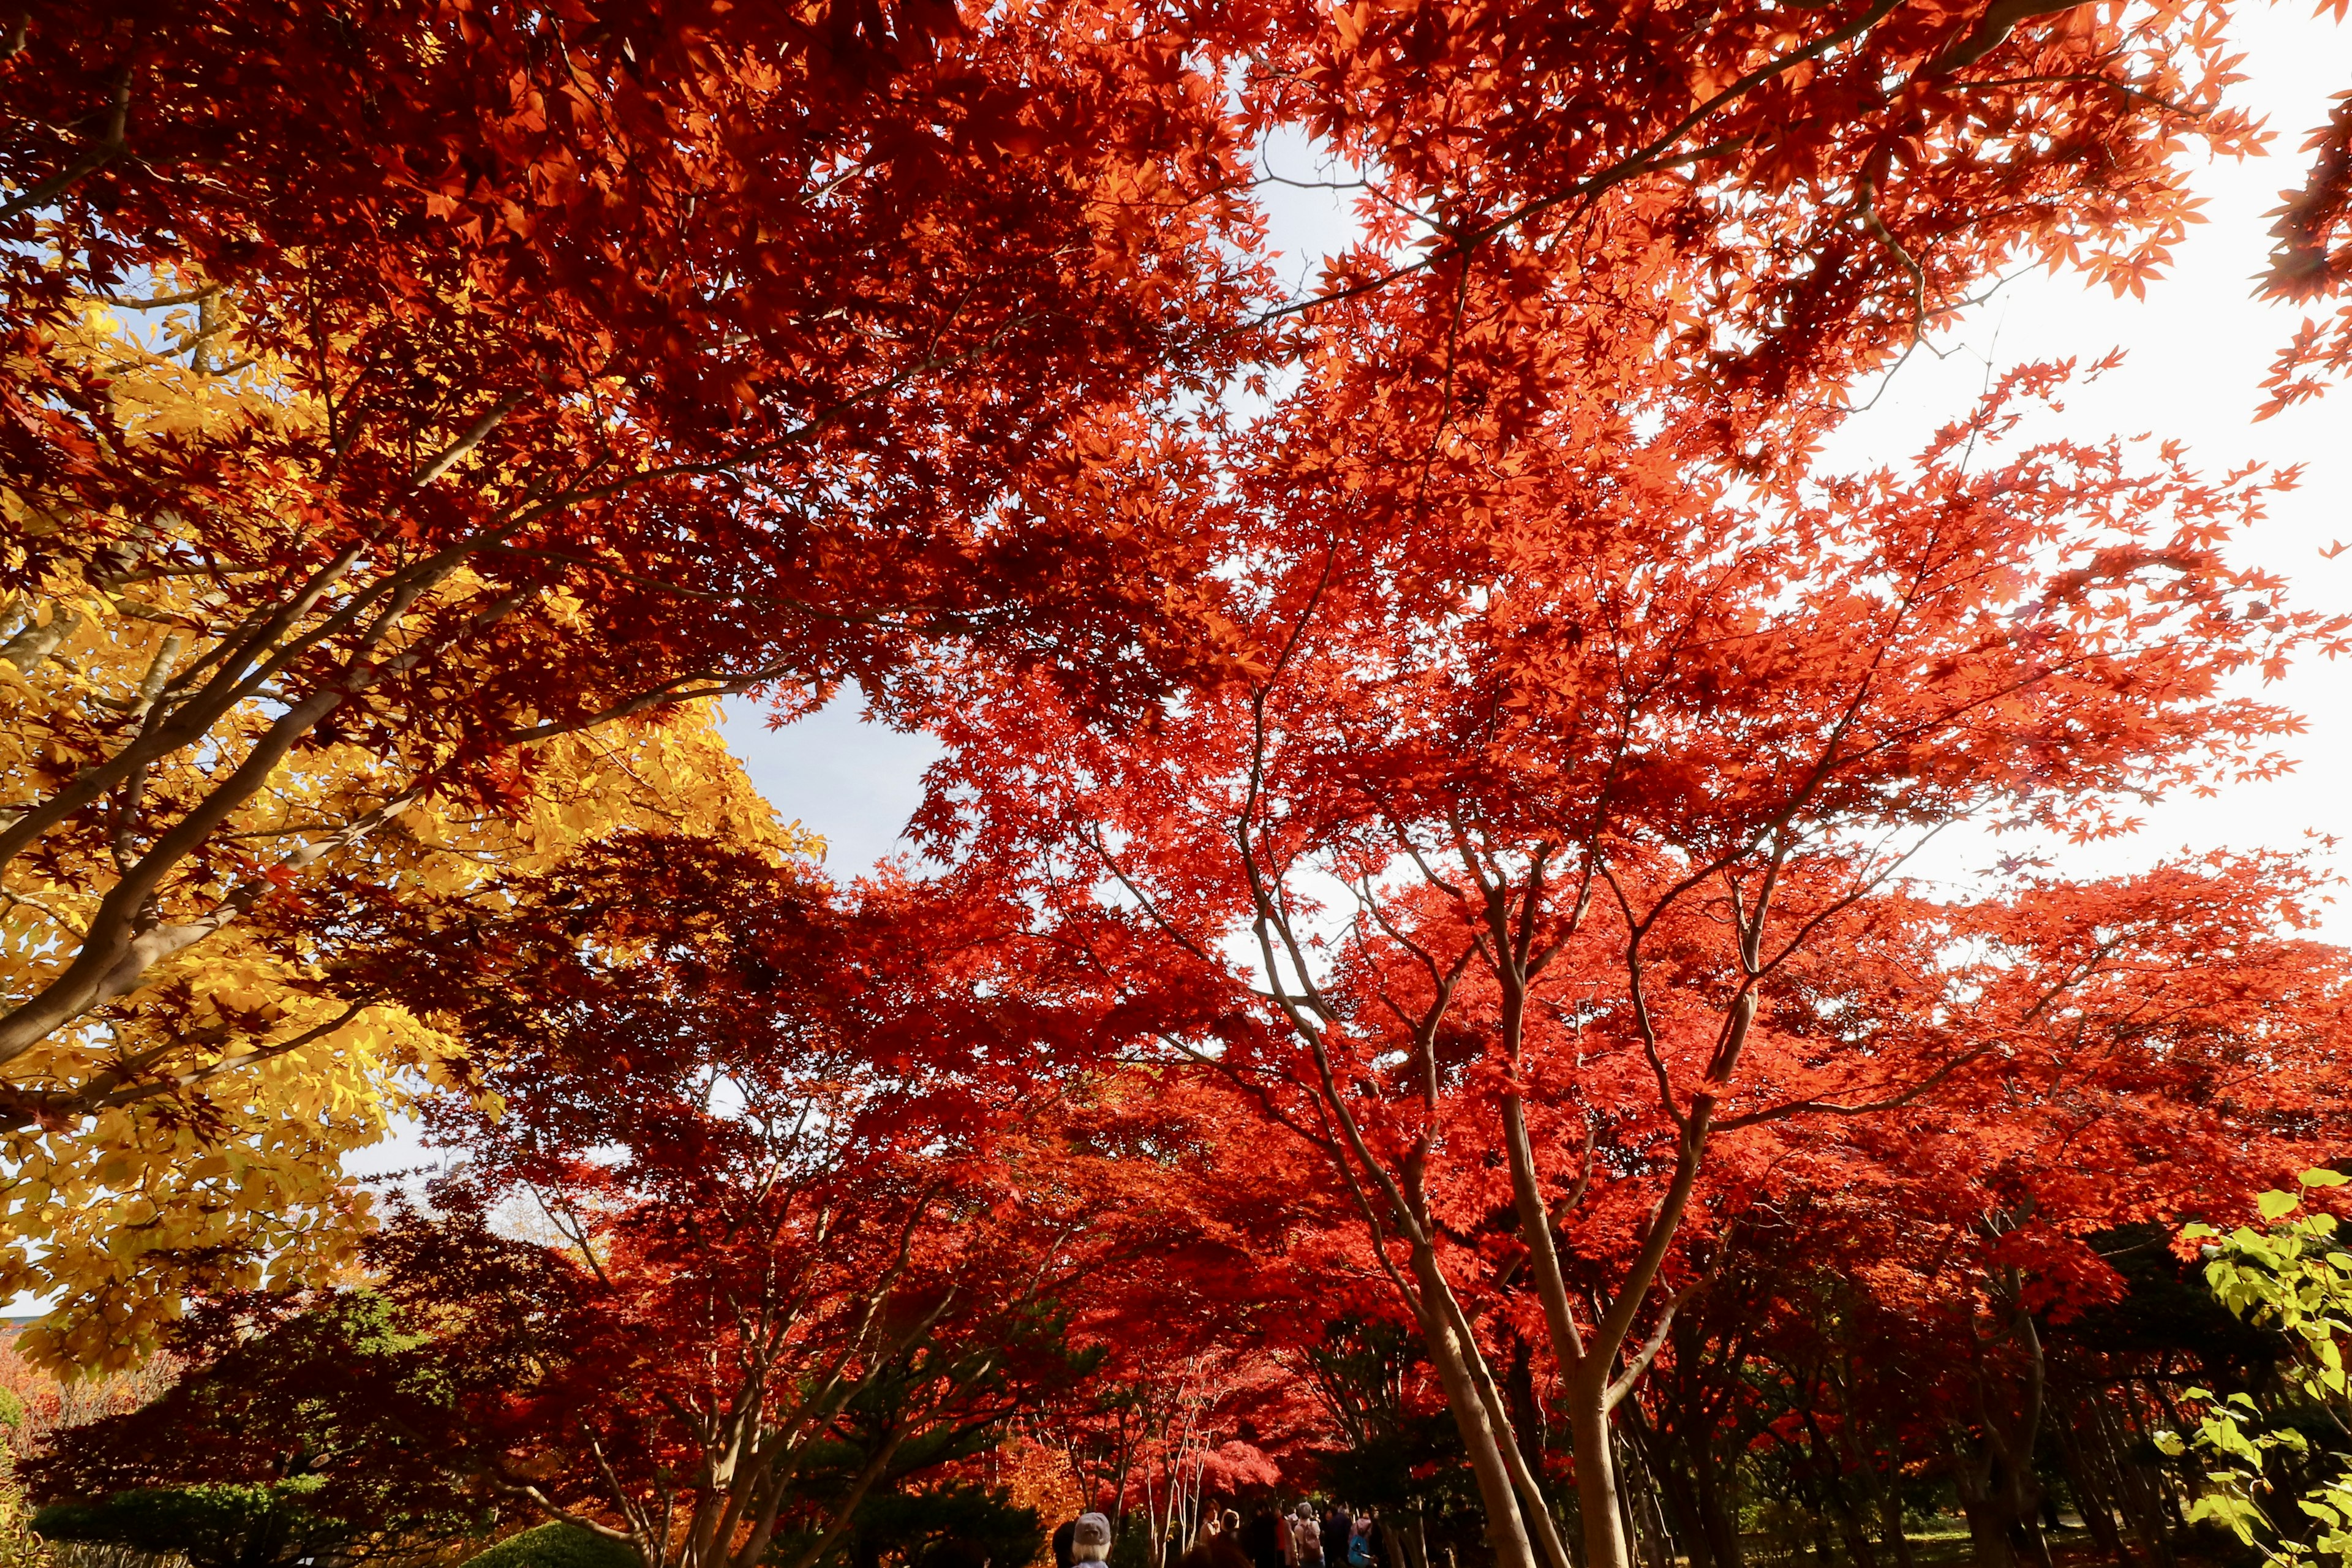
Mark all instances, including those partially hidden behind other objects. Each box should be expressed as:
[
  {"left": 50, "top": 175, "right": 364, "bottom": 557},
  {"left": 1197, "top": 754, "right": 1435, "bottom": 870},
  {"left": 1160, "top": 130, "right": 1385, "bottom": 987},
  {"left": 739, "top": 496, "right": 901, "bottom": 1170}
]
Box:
[{"left": 1073, "top": 1513, "right": 1115, "bottom": 1567}]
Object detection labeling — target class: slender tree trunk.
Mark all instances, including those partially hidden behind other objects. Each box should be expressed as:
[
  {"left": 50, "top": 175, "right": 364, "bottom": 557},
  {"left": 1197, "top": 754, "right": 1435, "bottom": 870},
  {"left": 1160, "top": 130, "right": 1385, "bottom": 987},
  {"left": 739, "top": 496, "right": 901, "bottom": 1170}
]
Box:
[
  {"left": 1626, "top": 1406, "right": 1713, "bottom": 1568},
  {"left": 1611, "top": 1430, "right": 1647, "bottom": 1568},
  {"left": 1382, "top": 1517, "right": 1414, "bottom": 1568},
  {"left": 1691, "top": 1426, "right": 1745, "bottom": 1568},
  {"left": 1411, "top": 1247, "right": 1542, "bottom": 1568},
  {"left": 1794, "top": 1401, "right": 1877, "bottom": 1568},
  {"left": 1509, "top": 1339, "right": 1555, "bottom": 1510},
  {"left": 1826, "top": 1395, "right": 1902, "bottom": 1568},
  {"left": 1618, "top": 1410, "right": 1693, "bottom": 1568},
  {"left": 2050, "top": 1395, "right": 2130, "bottom": 1567},
  {"left": 1876, "top": 1485, "right": 1910, "bottom": 1568},
  {"left": 1621, "top": 1429, "right": 1676, "bottom": 1568},
  {"left": 2119, "top": 1412, "right": 2176, "bottom": 1568},
  {"left": 2117, "top": 1388, "right": 2189, "bottom": 1548},
  {"left": 1949, "top": 1434, "right": 2018, "bottom": 1568}
]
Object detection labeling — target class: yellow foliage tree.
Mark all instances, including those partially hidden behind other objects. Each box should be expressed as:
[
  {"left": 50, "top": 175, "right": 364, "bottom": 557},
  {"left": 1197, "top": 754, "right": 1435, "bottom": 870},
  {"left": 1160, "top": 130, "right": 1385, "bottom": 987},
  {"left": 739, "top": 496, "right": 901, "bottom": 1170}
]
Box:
[{"left": 1, "top": 293, "right": 816, "bottom": 1371}]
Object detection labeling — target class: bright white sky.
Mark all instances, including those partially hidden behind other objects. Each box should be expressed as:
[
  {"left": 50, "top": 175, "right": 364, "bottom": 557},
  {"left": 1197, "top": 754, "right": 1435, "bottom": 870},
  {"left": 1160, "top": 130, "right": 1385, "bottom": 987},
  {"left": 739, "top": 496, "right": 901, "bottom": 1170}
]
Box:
[
  {"left": 1814, "top": 2, "right": 2352, "bottom": 936},
  {"left": 728, "top": 4, "right": 2352, "bottom": 940}
]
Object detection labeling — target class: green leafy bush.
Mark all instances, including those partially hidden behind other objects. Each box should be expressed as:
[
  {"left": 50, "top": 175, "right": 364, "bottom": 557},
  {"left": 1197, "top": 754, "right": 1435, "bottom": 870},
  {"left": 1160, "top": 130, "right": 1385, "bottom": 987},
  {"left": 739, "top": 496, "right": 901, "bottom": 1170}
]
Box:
[
  {"left": 32, "top": 1480, "right": 341, "bottom": 1568},
  {"left": 460, "top": 1522, "right": 641, "bottom": 1568},
  {"left": 2158, "top": 1170, "right": 2352, "bottom": 1567}
]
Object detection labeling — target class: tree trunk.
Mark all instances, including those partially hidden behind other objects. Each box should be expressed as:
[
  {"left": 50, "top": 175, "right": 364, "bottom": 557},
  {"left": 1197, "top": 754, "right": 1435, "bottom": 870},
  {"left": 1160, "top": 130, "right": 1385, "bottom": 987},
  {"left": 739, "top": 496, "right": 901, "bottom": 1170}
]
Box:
[
  {"left": 1797, "top": 1404, "right": 1878, "bottom": 1568},
  {"left": 1611, "top": 1429, "right": 1650, "bottom": 1568},
  {"left": 1950, "top": 1434, "right": 2019, "bottom": 1568},
  {"left": 1411, "top": 1247, "right": 1542, "bottom": 1568},
  {"left": 2050, "top": 1395, "right": 2132, "bottom": 1567},
  {"left": 1624, "top": 1406, "right": 1713, "bottom": 1568},
  {"left": 1656, "top": 1455, "right": 1715, "bottom": 1568},
  {"left": 2094, "top": 1393, "right": 2174, "bottom": 1568},
  {"left": 1625, "top": 1439, "right": 1676, "bottom": 1568},
  {"left": 1694, "top": 1431, "right": 1746, "bottom": 1568},
  {"left": 1876, "top": 1485, "right": 1911, "bottom": 1568},
  {"left": 1568, "top": 1387, "right": 1633, "bottom": 1568},
  {"left": 1509, "top": 1339, "right": 1555, "bottom": 1513}
]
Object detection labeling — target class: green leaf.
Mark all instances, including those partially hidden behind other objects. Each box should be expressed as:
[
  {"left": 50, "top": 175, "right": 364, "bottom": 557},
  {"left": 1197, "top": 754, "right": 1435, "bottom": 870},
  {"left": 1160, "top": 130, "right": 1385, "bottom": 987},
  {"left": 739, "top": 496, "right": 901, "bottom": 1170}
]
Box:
[
  {"left": 2264, "top": 1191, "right": 2305, "bottom": 1221},
  {"left": 2301, "top": 1169, "right": 2349, "bottom": 1188}
]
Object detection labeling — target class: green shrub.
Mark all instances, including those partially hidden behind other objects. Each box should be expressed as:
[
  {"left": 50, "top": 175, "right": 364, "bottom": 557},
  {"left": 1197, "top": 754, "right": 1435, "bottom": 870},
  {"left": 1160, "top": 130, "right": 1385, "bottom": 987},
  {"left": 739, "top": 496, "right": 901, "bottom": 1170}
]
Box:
[
  {"left": 32, "top": 1480, "right": 339, "bottom": 1568},
  {"left": 461, "top": 1521, "right": 640, "bottom": 1568},
  {"left": 2160, "top": 1171, "right": 2352, "bottom": 1567},
  {"left": 842, "top": 1484, "right": 1042, "bottom": 1568}
]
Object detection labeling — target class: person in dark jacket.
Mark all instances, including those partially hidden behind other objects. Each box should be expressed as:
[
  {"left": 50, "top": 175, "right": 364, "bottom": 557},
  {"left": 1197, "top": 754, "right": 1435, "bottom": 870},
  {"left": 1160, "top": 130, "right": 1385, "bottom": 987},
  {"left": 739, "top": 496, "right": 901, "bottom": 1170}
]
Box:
[
  {"left": 1054, "top": 1520, "right": 1078, "bottom": 1568},
  {"left": 1182, "top": 1513, "right": 1254, "bottom": 1568},
  {"left": 1241, "top": 1509, "right": 1283, "bottom": 1568}
]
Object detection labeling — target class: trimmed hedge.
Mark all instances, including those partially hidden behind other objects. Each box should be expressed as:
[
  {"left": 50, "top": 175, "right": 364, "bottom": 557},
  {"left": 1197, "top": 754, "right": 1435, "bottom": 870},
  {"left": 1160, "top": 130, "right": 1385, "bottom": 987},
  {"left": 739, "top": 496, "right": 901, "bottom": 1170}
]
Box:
[{"left": 461, "top": 1523, "right": 640, "bottom": 1568}]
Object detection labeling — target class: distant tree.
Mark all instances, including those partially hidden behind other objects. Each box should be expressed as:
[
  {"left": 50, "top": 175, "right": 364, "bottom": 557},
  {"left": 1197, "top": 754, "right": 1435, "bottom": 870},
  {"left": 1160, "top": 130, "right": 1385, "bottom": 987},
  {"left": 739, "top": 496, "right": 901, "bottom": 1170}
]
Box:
[
  {"left": 34, "top": 833, "right": 1219, "bottom": 1568},
  {"left": 839, "top": 1483, "right": 1045, "bottom": 1568}
]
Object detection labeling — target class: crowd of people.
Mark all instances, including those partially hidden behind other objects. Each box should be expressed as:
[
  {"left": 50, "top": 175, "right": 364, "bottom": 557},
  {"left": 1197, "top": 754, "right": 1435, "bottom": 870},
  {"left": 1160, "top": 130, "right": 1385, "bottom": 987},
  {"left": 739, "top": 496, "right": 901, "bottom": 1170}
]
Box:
[{"left": 1051, "top": 1501, "right": 1390, "bottom": 1568}]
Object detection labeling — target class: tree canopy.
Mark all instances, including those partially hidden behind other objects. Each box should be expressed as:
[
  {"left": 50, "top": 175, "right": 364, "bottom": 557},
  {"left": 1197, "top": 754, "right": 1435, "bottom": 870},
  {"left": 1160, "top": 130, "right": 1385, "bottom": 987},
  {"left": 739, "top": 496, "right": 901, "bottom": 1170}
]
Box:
[{"left": 7, "top": 2, "right": 2352, "bottom": 1568}]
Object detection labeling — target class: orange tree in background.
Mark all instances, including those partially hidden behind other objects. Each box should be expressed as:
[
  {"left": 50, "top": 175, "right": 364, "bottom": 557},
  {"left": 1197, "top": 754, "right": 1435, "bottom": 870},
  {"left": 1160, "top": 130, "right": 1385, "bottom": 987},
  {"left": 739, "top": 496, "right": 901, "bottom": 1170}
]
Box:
[{"left": 1600, "top": 851, "right": 2352, "bottom": 1568}]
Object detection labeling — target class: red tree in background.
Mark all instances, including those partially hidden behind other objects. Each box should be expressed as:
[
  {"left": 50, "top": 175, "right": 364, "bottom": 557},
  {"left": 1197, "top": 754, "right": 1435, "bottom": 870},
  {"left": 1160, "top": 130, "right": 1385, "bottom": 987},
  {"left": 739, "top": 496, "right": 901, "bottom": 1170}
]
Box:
[
  {"left": 1796, "top": 852, "right": 2352, "bottom": 1568},
  {"left": 362, "top": 836, "right": 1144, "bottom": 1568},
  {"left": 1618, "top": 846, "right": 2352, "bottom": 1568},
  {"left": 1025, "top": 1073, "right": 1344, "bottom": 1547},
  {"left": 336, "top": 836, "right": 1329, "bottom": 1567},
  {"left": 921, "top": 356, "right": 2352, "bottom": 1568},
  {"left": 29, "top": 833, "right": 1210, "bottom": 1565}
]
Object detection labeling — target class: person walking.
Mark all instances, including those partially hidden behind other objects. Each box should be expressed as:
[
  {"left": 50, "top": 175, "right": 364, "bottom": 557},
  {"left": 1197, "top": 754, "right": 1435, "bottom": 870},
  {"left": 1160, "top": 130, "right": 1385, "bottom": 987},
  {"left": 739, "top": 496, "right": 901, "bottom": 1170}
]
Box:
[
  {"left": 1242, "top": 1509, "right": 1283, "bottom": 1568},
  {"left": 1190, "top": 1513, "right": 1252, "bottom": 1568},
  {"left": 1291, "top": 1506, "right": 1323, "bottom": 1568}
]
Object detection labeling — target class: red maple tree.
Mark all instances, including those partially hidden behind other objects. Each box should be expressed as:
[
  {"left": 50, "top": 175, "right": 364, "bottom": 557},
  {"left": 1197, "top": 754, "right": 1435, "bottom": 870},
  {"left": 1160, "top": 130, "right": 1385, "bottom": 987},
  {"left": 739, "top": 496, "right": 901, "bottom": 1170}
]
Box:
[{"left": 920, "top": 356, "right": 2351, "bottom": 1568}]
